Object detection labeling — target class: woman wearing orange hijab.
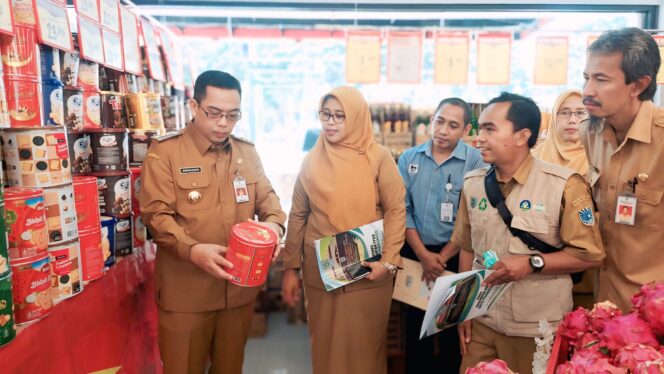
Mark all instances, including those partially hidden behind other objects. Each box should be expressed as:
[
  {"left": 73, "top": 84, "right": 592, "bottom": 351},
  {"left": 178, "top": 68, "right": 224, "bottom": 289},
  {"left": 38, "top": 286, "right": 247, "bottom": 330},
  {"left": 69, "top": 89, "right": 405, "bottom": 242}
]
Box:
[
  {"left": 534, "top": 89, "right": 590, "bottom": 177},
  {"left": 281, "top": 86, "right": 406, "bottom": 373}
]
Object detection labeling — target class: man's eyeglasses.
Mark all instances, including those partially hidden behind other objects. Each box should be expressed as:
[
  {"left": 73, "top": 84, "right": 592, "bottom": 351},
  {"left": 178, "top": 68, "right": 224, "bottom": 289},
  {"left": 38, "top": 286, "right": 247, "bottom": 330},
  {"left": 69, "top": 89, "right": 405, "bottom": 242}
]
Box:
[
  {"left": 199, "top": 107, "right": 242, "bottom": 124},
  {"left": 319, "top": 111, "right": 346, "bottom": 124},
  {"left": 558, "top": 110, "right": 589, "bottom": 120}
]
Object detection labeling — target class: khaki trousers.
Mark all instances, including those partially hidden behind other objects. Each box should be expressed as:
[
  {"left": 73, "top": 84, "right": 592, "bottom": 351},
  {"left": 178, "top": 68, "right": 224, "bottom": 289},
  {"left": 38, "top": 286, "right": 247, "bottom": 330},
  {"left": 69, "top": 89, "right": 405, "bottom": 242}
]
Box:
[
  {"left": 158, "top": 302, "right": 255, "bottom": 374},
  {"left": 459, "top": 321, "right": 536, "bottom": 374}
]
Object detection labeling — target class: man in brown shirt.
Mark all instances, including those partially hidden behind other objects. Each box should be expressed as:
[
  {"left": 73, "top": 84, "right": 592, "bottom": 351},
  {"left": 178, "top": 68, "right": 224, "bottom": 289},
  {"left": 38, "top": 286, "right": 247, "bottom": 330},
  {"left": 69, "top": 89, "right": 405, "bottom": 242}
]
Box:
[
  {"left": 449, "top": 93, "right": 604, "bottom": 374},
  {"left": 581, "top": 28, "right": 664, "bottom": 312},
  {"left": 139, "top": 71, "right": 286, "bottom": 374}
]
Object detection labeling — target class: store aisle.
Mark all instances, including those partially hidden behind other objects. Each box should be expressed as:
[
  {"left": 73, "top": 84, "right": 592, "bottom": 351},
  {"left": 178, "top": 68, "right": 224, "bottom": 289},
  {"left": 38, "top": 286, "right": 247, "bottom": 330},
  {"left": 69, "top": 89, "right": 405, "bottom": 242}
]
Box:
[{"left": 243, "top": 312, "right": 312, "bottom": 374}]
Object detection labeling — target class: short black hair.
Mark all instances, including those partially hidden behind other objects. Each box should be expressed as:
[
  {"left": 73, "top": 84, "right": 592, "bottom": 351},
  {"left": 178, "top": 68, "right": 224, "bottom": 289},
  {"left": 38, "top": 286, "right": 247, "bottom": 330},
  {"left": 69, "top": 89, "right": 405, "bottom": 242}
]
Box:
[
  {"left": 193, "top": 70, "right": 242, "bottom": 103},
  {"left": 486, "top": 92, "right": 540, "bottom": 148},
  {"left": 434, "top": 97, "right": 472, "bottom": 125},
  {"left": 589, "top": 28, "right": 660, "bottom": 101}
]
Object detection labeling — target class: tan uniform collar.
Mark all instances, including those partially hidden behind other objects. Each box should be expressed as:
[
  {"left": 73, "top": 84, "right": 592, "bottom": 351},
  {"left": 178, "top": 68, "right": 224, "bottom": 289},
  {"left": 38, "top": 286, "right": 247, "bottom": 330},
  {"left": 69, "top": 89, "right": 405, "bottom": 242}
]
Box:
[
  {"left": 603, "top": 100, "right": 653, "bottom": 146},
  {"left": 185, "top": 120, "right": 231, "bottom": 156},
  {"left": 495, "top": 153, "right": 534, "bottom": 185}
]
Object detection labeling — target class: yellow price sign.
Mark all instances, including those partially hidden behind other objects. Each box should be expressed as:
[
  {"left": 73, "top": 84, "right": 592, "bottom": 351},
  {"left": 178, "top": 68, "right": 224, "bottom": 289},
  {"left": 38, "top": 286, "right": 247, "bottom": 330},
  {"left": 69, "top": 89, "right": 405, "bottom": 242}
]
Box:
[
  {"left": 434, "top": 32, "right": 469, "bottom": 85},
  {"left": 477, "top": 33, "right": 512, "bottom": 85},
  {"left": 534, "top": 36, "right": 569, "bottom": 85},
  {"left": 346, "top": 31, "right": 381, "bottom": 84}
]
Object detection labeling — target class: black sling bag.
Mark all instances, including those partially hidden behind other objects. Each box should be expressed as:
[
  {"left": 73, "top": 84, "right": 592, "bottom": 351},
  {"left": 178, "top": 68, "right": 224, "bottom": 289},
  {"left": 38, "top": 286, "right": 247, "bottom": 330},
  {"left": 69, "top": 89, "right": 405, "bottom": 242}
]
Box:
[{"left": 483, "top": 166, "right": 584, "bottom": 284}]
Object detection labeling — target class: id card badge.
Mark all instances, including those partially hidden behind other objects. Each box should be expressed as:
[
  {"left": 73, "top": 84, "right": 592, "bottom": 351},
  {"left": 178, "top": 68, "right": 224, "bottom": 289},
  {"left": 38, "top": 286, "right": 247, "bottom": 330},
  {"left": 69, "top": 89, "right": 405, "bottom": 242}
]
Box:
[
  {"left": 615, "top": 193, "right": 637, "bottom": 225},
  {"left": 233, "top": 176, "right": 250, "bottom": 203},
  {"left": 440, "top": 202, "right": 454, "bottom": 222}
]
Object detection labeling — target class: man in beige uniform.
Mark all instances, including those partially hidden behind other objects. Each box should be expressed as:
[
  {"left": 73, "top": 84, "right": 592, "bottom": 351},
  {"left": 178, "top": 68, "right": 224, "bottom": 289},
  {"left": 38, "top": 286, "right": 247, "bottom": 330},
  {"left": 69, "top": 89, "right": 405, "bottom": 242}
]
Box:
[
  {"left": 139, "top": 71, "right": 286, "bottom": 374},
  {"left": 581, "top": 28, "right": 664, "bottom": 312},
  {"left": 451, "top": 93, "right": 605, "bottom": 374}
]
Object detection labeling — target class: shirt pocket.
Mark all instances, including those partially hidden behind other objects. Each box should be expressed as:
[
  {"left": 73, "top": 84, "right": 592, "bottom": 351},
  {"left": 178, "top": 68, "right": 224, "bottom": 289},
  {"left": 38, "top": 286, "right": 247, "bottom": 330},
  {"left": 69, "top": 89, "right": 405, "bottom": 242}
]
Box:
[
  {"left": 174, "top": 172, "right": 213, "bottom": 212},
  {"left": 635, "top": 185, "right": 664, "bottom": 230},
  {"left": 507, "top": 216, "right": 549, "bottom": 255},
  {"left": 234, "top": 168, "right": 259, "bottom": 218},
  {"left": 511, "top": 276, "right": 569, "bottom": 323},
  {"left": 468, "top": 212, "right": 488, "bottom": 252}
]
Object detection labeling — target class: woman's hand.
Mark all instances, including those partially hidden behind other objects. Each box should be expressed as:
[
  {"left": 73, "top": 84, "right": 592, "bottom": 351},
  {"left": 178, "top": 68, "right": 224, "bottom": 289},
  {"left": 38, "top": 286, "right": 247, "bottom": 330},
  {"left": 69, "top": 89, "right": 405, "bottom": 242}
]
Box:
[
  {"left": 281, "top": 269, "right": 302, "bottom": 308},
  {"left": 362, "top": 261, "right": 389, "bottom": 282}
]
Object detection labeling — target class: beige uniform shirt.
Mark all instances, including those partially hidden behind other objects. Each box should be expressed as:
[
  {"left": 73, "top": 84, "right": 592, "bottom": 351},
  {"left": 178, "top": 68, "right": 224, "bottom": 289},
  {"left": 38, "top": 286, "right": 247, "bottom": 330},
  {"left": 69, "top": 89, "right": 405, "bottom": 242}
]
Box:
[
  {"left": 139, "top": 123, "right": 286, "bottom": 312},
  {"left": 580, "top": 100, "right": 664, "bottom": 312},
  {"left": 452, "top": 154, "right": 605, "bottom": 263}
]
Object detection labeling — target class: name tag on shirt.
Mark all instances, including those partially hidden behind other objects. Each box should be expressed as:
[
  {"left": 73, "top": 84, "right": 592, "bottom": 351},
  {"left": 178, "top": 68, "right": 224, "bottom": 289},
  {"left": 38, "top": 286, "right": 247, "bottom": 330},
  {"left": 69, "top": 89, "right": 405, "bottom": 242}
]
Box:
[
  {"left": 440, "top": 202, "right": 454, "bottom": 223},
  {"left": 233, "top": 177, "right": 250, "bottom": 203},
  {"left": 615, "top": 194, "right": 637, "bottom": 225}
]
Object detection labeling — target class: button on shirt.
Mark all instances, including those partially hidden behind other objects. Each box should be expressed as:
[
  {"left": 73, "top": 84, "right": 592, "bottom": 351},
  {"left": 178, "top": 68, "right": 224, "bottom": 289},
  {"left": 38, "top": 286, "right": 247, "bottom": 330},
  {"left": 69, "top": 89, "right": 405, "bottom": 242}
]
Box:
[{"left": 398, "top": 139, "right": 485, "bottom": 245}]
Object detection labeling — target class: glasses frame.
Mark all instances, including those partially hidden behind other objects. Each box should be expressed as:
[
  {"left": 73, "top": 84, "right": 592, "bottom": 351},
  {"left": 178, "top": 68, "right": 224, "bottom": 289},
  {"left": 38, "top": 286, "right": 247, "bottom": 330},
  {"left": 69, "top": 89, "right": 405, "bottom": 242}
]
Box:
[
  {"left": 199, "top": 106, "right": 242, "bottom": 124},
  {"left": 319, "top": 110, "right": 346, "bottom": 124},
  {"left": 557, "top": 110, "right": 589, "bottom": 120}
]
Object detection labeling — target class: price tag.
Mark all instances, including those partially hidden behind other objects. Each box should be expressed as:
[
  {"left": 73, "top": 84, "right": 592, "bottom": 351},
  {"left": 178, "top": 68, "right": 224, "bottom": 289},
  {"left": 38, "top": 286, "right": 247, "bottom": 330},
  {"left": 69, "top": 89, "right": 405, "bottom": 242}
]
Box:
[
  {"left": 0, "top": 0, "right": 14, "bottom": 36},
  {"left": 74, "top": 0, "right": 99, "bottom": 23},
  {"left": 141, "top": 19, "right": 165, "bottom": 81},
  {"left": 100, "top": 0, "right": 120, "bottom": 33},
  {"left": 148, "top": 51, "right": 165, "bottom": 81},
  {"left": 102, "top": 29, "right": 123, "bottom": 70},
  {"left": 78, "top": 16, "right": 105, "bottom": 64},
  {"left": 120, "top": 5, "right": 141, "bottom": 75},
  {"left": 34, "top": 0, "right": 73, "bottom": 51}
]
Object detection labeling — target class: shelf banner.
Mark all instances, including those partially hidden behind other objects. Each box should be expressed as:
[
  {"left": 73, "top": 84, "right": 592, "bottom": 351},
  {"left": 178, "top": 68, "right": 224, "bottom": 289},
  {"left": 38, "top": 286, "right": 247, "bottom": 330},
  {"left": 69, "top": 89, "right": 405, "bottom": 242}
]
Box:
[
  {"left": 99, "top": 0, "right": 120, "bottom": 33},
  {"left": 387, "top": 31, "right": 422, "bottom": 83},
  {"left": 477, "top": 32, "right": 511, "bottom": 85},
  {"left": 141, "top": 17, "right": 166, "bottom": 81},
  {"left": 77, "top": 15, "right": 105, "bottom": 63},
  {"left": 0, "top": 0, "right": 14, "bottom": 37},
  {"left": 534, "top": 36, "right": 568, "bottom": 85},
  {"left": 74, "top": 0, "right": 99, "bottom": 23},
  {"left": 434, "top": 31, "right": 469, "bottom": 85},
  {"left": 654, "top": 36, "right": 664, "bottom": 84},
  {"left": 34, "top": 0, "right": 73, "bottom": 52},
  {"left": 120, "top": 5, "right": 141, "bottom": 75},
  {"left": 346, "top": 30, "right": 381, "bottom": 84}
]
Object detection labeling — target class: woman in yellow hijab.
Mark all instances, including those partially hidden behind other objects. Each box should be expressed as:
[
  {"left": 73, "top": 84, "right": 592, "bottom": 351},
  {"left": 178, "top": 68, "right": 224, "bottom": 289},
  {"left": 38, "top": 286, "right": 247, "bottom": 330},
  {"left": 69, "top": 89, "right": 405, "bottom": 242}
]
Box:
[
  {"left": 534, "top": 89, "right": 590, "bottom": 176},
  {"left": 281, "top": 86, "right": 406, "bottom": 374}
]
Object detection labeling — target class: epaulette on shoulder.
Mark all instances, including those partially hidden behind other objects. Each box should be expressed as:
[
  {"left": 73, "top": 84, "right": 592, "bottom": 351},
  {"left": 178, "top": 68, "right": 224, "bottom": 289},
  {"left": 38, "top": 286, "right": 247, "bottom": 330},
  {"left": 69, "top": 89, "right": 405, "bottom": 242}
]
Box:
[
  {"left": 539, "top": 159, "right": 575, "bottom": 180},
  {"left": 231, "top": 134, "right": 254, "bottom": 145},
  {"left": 464, "top": 166, "right": 490, "bottom": 180},
  {"left": 153, "top": 130, "right": 183, "bottom": 142}
]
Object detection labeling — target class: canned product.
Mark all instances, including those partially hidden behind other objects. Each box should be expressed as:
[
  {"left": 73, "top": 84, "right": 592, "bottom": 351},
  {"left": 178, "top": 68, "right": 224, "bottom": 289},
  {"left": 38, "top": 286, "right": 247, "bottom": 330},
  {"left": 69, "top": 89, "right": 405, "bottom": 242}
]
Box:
[
  {"left": 72, "top": 176, "right": 101, "bottom": 233},
  {"left": 1, "top": 127, "right": 72, "bottom": 187},
  {"left": 129, "top": 166, "right": 141, "bottom": 213},
  {"left": 48, "top": 241, "right": 83, "bottom": 301},
  {"left": 60, "top": 51, "right": 80, "bottom": 87},
  {"left": 67, "top": 131, "right": 93, "bottom": 175},
  {"left": 4, "top": 187, "right": 48, "bottom": 260},
  {"left": 95, "top": 172, "right": 130, "bottom": 218},
  {"left": 0, "top": 202, "right": 8, "bottom": 275},
  {"left": 3, "top": 76, "right": 43, "bottom": 128},
  {"left": 132, "top": 214, "right": 146, "bottom": 251},
  {"left": 12, "top": 0, "right": 36, "bottom": 26},
  {"left": 128, "top": 131, "right": 155, "bottom": 165},
  {"left": 78, "top": 229, "right": 104, "bottom": 282},
  {"left": 226, "top": 222, "right": 277, "bottom": 287},
  {"left": 63, "top": 87, "right": 83, "bottom": 130},
  {"left": 100, "top": 216, "right": 115, "bottom": 267},
  {"left": 39, "top": 45, "right": 61, "bottom": 81},
  {"left": 114, "top": 217, "right": 132, "bottom": 257},
  {"left": 0, "top": 272, "right": 16, "bottom": 347},
  {"left": 43, "top": 184, "right": 78, "bottom": 245},
  {"left": 0, "top": 76, "right": 11, "bottom": 128},
  {"left": 77, "top": 60, "right": 99, "bottom": 90},
  {"left": 1, "top": 26, "right": 39, "bottom": 77},
  {"left": 41, "top": 78, "right": 64, "bottom": 126},
  {"left": 161, "top": 96, "right": 177, "bottom": 131},
  {"left": 88, "top": 128, "right": 127, "bottom": 172},
  {"left": 125, "top": 93, "right": 164, "bottom": 132},
  {"left": 100, "top": 91, "right": 127, "bottom": 128},
  {"left": 83, "top": 90, "right": 101, "bottom": 128},
  {"left": 10, "top": 253, "right": 53, "bottom": 324}
]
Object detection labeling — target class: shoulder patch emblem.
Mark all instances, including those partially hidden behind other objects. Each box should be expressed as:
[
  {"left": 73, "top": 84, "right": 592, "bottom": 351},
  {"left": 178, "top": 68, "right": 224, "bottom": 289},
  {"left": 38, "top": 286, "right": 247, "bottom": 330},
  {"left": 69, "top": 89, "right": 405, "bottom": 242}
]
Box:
[{"left": 579, "top": 207, "right": 595, "bottom": 226}]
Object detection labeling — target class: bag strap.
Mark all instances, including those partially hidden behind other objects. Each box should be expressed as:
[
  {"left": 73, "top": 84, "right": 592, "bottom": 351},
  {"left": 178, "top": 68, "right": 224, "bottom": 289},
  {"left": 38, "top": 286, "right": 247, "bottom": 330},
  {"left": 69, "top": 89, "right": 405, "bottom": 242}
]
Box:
[{"left": 483, "top": 166, "right": 562, "bottom": 254}]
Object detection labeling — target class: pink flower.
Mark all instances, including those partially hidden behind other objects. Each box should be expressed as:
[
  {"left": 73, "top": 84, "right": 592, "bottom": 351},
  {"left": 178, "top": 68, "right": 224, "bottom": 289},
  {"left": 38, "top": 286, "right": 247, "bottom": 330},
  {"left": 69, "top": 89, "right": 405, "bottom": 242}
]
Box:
[
  {"left": 632, "top": 283, "right": 664, "bottom": 338},
  {"left": 634, "top": 358, "right": 664, "bottom": 374},
  {"left": 574, "top": 332, "right": 600, "bottom": 350},
  {"left": 556, "top": 352, "right": 627, "bottom": 374},
  {"left": 600, "top": 313, "right": 660, "bottom": 352},
  {"left": 588, "top": 301, "right": 622, "bottom": 333},
  {"left": 465, "top": 359, "right": 515, "bottom": 374},
  {"left": 613, "top": 344, "right": 663, "bottom": 372},
  {"left": 560, "top": 307, "right": 590, "bottom": 341}
]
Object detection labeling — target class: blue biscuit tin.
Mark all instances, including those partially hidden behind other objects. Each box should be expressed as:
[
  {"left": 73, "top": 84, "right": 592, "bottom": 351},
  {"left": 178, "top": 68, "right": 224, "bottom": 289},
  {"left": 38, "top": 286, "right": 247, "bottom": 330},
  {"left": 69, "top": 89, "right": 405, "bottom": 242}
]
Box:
[
  {"left": 41, "top": 78, "right": 64, "bottom": 126},
  {"left": 39, "top": 45, "right": 61, "bottom": 81}
]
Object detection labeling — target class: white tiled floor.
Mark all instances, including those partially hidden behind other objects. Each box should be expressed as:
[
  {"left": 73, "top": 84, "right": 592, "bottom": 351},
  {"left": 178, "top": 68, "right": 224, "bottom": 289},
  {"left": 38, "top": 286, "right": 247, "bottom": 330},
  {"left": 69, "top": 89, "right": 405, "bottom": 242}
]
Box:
[{"left": 243, "top": 312, "right": 312, "bottom": 374}]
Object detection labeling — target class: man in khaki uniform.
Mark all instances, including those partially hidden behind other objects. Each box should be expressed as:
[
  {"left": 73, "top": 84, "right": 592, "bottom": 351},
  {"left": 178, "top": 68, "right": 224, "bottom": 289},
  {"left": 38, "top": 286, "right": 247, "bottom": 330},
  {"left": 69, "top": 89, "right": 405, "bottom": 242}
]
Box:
[
  {"left": 139, "top": 70, "right": 286, "bottom": 374},
  {"left": 451, "top": 93, "right": 605, "bottom": 374},
  {"left": 581, "top": 28, "right": 664, "bottom": 312}
]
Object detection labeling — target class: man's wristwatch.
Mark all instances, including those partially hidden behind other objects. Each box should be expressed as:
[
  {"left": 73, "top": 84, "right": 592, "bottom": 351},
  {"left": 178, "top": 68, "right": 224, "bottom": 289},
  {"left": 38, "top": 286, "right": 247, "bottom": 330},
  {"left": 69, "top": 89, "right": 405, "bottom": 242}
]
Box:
[
  {"left": 380, "top": 261, "right": 398, "bottom": 275},
  {"left": 529, "top": 254, "right": 545, "bottom": 273}
]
